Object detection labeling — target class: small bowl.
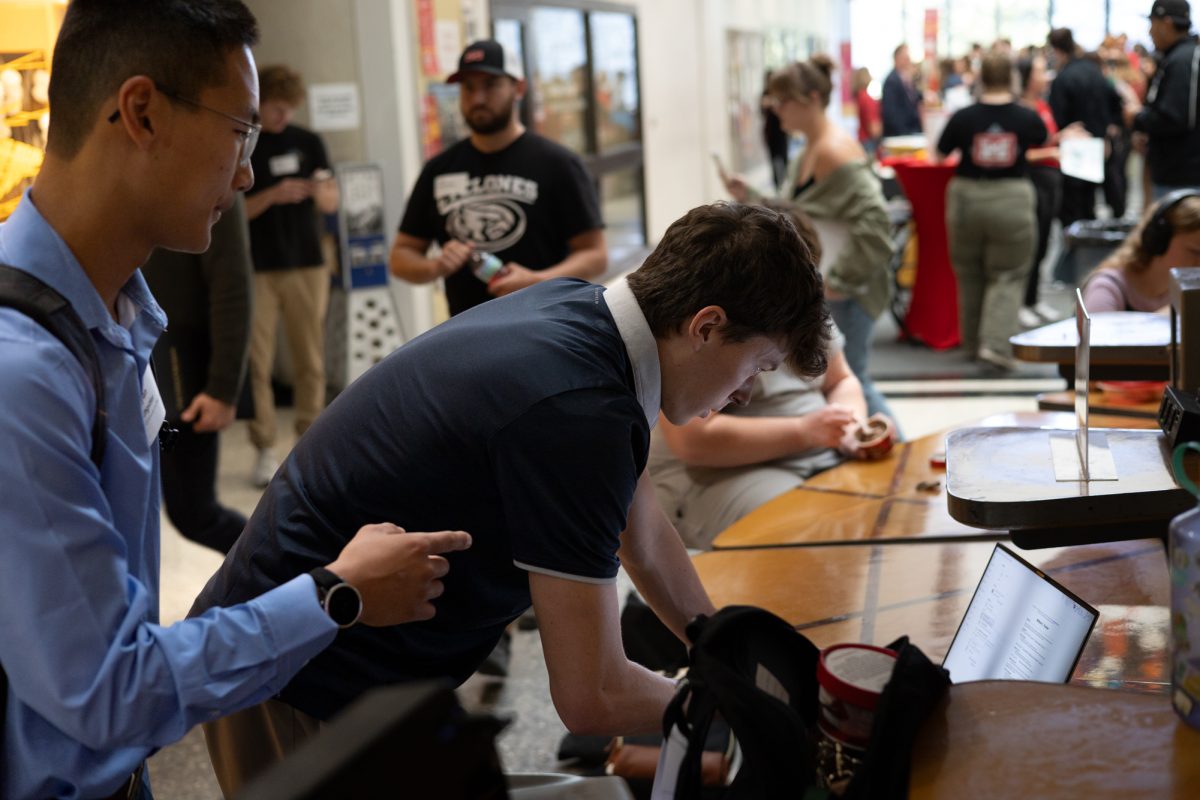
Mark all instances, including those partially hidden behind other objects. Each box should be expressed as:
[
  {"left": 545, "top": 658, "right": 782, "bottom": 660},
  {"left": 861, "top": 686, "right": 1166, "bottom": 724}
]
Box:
[{"left": 852, "top": 414, "right": 896, "bottom": 458}]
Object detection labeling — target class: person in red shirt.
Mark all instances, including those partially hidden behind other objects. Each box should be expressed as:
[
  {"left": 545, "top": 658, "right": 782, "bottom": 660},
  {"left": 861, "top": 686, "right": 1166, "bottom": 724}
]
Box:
[
  {"left": 1017, "top": 53, "right": 1064, "bottom": 326},
  {"left": 853, "top": 67, "right": 882, "bottom": 157}
]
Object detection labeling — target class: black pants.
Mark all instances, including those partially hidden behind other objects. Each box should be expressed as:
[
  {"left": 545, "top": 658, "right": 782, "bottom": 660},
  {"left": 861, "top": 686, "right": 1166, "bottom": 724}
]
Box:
[
  {"left": 1054, "top": 174, "right": 1100, "bottom": 284},
  {"left": 1025, "top": 166, "right": 1063, "bottom": 307},
  {"left": 160, "top": 422, "right": 246, "bottom": 554},
  {"left": 1104, "top": 131, "right": 1129, "bottom": 220},
  {"left": 1059, "top": 175, "right": 1097, "bottom": 228}
]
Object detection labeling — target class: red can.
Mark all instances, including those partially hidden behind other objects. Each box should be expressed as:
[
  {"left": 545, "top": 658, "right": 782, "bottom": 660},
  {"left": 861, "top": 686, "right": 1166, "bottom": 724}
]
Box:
[{"left": 816, "top": 643, "right": 897, "bottom": 747}]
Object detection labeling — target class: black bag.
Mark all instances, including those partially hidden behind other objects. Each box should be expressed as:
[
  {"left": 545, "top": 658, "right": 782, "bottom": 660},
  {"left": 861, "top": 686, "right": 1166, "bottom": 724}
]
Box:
[
  {"left": 662, "top": 606, "right": 824, "bottom": 799},
  {"left": 661, "top": 606, "right": 950, "bottom": 800}
]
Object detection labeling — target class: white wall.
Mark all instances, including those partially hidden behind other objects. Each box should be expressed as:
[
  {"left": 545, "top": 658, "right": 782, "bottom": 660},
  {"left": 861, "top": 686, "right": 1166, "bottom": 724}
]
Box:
[{"left": 635, "top": 0, "right": 837, "bottom": 241}]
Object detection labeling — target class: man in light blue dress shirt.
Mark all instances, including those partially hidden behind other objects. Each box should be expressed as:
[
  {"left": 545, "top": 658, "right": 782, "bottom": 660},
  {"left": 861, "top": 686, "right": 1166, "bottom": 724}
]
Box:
[{"left": 0, "top": 3, "right": 470, "bottom": 798}]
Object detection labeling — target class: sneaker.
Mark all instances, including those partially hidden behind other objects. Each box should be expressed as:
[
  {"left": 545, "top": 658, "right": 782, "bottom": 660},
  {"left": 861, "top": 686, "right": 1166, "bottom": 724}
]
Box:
[
  {"left": 1017, "top": 306, "right": 1043, "bottom": 329},
  {"left": 976, "top": 346, "right": 1018, "bottom": 372},
  {"left": 252, "top": 449, "right": 278, "bottom": 488},
  {"left": 1032, "top": 301, "right": 1063, "bottom": 323}
]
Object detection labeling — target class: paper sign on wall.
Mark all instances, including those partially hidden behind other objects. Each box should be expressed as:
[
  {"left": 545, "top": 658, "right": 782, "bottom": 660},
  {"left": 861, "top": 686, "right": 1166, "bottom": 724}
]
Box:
[
  {"left": 435, "top": 19, "right": 462, "bottom": 75},
  {"left": 308, "top": 83, "right": 360, "bottom": 132}
]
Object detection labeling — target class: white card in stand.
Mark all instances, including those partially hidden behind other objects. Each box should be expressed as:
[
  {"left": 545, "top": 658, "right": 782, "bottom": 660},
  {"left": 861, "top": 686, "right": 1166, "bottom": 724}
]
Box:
[
  {"left": 1075, "top": 289, "right": 1091, "bottom": 477},
  {"left": 1050, "top": 290, "right": 1117, "bottom": 481}
]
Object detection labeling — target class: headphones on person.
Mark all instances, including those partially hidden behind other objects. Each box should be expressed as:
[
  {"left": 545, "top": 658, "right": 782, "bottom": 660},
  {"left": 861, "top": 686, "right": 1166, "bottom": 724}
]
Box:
[{"left": 1142, "top": 189, "right": 1200, "bottom": 257}]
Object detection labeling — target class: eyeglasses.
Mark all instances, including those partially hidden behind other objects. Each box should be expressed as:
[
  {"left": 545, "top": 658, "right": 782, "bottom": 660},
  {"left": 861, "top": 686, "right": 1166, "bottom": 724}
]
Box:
[{"left": 106, "top": 82, "right": 261, "bottom": 167}]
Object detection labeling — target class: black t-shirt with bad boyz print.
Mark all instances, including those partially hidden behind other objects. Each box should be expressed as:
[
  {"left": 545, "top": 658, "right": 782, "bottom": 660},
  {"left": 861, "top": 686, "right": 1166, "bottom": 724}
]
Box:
[
  {"left": 398, "top": 132, "right": 604, "bottom": 315},
  {"left": 937, "top": 102, "right": 1047, "bottom": 180}
]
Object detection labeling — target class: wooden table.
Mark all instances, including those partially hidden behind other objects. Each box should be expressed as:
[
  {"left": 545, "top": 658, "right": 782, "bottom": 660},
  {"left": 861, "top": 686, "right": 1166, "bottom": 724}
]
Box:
[
  {"left": 909, "top": 681, "right": 1199, "bottom": 799},
  {"left": 712, "top": 413, "right": 1161, "bottom": 551},
  {"left": 693, "top": 539, "right": 1168, "bottom": 693},
  {"left": 1010, "top": 311, "right": 1170, "bottom": 382},
  {"left": 1011, "top": 311, "right": 1170, "bottom": 364}
]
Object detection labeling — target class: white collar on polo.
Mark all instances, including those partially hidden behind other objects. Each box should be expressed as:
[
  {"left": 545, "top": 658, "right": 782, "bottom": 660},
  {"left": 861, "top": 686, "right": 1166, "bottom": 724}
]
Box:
[{"left": 602, "top": 276, "right": 661, "bottom": 429}]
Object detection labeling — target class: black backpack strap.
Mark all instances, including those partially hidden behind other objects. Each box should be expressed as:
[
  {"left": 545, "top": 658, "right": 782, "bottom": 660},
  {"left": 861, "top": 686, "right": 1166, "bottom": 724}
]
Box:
[
  {"left": 683, "top": 607, "right": 823, "bottom": 798},
  {"left": 0, "top": 264, "right": 106, "bottom": 469},
  {"left": 0, "top": 266, "right": 108, "bottom": 776}
]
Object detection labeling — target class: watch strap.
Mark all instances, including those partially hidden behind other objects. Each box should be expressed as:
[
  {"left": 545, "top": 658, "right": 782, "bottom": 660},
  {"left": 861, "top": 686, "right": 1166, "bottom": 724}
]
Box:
[
  {"left": 310, "top": 566, "right": 344, "bottom": 594},
  {"left": 309, "top": 567, "right": 363, "bottom": 628}
]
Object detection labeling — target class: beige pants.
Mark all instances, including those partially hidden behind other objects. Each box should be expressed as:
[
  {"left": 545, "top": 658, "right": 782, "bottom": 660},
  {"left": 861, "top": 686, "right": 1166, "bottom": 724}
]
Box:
[
  {"left": 203, "top": 698, "right": 322, "bottom": 798},
  {"left": 945, "top": 176, "right": 1036, "bottom": 358},
  {"left": 248, "top": 265, "right": 329, "bottom": 450}
]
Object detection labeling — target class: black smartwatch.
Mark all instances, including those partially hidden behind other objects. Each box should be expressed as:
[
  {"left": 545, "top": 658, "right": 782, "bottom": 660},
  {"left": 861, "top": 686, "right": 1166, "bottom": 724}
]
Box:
[{"left": 310, "top": 567, "right": 363, "bottom": 629}]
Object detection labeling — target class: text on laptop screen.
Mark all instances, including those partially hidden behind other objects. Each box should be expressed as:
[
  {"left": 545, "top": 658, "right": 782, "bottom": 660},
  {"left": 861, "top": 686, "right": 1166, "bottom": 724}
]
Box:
[{"left": 942, "top": 545, "right": 1097, "bottom": 684}]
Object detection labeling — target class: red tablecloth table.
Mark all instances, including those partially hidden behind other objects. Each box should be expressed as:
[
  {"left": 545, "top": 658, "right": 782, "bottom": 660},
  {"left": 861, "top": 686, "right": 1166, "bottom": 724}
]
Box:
[{"left": 888, "top": 158, "right": 960, "bottom": 350}]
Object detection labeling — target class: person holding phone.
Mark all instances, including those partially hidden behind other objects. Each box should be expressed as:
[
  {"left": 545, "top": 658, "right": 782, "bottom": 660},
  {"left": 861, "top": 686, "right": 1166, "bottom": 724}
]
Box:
[
  {"left": 243, "top": 64, "right": 340, "bottom": 488},
  {"left": 719, "top": 54, "right": 897, "bottom": 426},
  {"left": 389, "top": 41, "right": 607, "bottom": 317}
]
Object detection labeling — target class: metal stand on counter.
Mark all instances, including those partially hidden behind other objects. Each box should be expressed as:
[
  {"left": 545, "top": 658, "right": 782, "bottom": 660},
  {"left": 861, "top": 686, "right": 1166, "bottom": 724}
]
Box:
[{"left": 948, "top": 275, "right": 1200, "bottom": 549}]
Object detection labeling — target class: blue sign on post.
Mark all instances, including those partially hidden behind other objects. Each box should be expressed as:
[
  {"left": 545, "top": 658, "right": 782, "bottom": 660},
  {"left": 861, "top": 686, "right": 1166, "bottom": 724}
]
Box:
[
  {"left": 346, "top": 235, "right": 389, "bottom": 289},
  {"left": 336, "top": 163, "right": 389, "bottom": 290},
  {"left": 330, "top": 163, "right": 405, "bottom": 387}
]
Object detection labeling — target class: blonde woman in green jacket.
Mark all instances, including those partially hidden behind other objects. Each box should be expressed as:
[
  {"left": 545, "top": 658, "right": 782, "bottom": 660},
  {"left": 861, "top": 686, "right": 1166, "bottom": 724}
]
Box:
[{"left": 723, "top": 54, "right": 896, "bottom": 423}]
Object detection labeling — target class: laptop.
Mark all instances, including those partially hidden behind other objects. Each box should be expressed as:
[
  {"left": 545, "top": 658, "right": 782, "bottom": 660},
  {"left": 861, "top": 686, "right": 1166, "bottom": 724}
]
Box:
[{"left": 941, "top": 544, "right": 1099, "bottom": 684}]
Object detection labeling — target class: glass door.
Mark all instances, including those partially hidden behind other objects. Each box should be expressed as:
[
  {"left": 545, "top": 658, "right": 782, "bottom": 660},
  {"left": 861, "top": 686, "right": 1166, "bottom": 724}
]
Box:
[{"left": 492, "top": 0, "right": 646, "bottom": 251}]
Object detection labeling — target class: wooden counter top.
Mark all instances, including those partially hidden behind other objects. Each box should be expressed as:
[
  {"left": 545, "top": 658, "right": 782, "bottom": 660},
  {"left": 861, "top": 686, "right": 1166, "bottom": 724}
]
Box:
[
  {"left": 909, "top": 681, "right": 1199, "bottom": 799},
  {"left": 693, "top": 539, "right": 1168, "bottom": 692}
]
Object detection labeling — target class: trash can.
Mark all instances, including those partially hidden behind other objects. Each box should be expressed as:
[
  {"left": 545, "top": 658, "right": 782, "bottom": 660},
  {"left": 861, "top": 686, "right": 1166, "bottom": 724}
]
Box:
[{"left": 1053, "top": 218, "right": 1136, "bottom": 285}]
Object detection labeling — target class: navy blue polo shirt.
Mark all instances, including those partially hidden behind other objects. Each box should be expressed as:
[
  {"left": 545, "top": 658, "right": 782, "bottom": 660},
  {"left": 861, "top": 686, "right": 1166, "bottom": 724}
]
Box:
[{"left": 191, "top": 278, "right": 657, "bottom": 719}]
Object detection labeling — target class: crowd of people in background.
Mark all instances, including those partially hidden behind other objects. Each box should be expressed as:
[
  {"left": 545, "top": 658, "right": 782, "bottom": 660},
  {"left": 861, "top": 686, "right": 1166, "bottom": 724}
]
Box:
[{"left": 846, "top": 0, "right": 1199, "bottom": 368}]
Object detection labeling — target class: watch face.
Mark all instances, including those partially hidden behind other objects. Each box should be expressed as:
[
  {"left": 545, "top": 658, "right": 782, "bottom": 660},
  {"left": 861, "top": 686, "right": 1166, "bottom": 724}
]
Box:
[{"left": 326, "top": 583, "right": 362, "bottom": 627}]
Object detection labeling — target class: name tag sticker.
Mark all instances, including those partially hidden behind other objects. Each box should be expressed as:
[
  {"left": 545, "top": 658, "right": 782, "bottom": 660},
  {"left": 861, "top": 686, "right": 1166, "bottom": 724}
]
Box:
[
  {"left": 142, "top": 364, "right": 165, "bottom": 447},
  {"left": 269, "top": 152, "right": 302, "bottom": 177}
]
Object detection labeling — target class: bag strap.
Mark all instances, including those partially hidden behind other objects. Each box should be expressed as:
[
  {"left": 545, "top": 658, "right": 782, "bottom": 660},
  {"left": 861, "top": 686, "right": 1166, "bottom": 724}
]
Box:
[
  {"left": 667, "top": 678, "right": 722, "bottom": 800},
  {"left": 0, "top": 264, "right": 106, "bottom": 468},
  {"left": 0, "top": 265, "right": 109, "bottom": 777}
]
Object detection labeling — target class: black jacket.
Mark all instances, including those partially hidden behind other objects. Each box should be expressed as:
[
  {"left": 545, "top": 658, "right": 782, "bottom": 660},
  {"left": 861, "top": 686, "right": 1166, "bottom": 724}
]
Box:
[
  {"left": 1048, "top": 56, "right": 1121, "bottom": 138},
  {"left": 1135, "top": 36, "right": 1200, "bottom": 187},
  {"left": 882, "top": 69, "right": 922, "bottom": 137},
  {"left": 140, "top": 195, "right": 252, "bottom": 419}
]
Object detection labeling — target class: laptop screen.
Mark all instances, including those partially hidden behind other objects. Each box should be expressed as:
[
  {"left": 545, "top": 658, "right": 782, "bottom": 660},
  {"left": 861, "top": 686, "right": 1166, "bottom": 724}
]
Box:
[{"left": 942, "top": 544, "right": 1099, "bottom": 684}]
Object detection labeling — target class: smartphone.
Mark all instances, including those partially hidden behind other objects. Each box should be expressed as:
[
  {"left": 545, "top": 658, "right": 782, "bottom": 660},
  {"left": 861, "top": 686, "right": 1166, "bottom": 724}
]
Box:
[
  {"left": 312, "top": 168, "right": 334, "bottom": 182},
  {"left": 710, "top": 151, "right": 728, "bottom": 180}
]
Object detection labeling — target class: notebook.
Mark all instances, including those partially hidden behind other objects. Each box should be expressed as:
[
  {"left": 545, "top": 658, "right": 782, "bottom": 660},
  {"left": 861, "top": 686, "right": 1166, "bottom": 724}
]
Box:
[{"left": 941, "top": 544, "right": 1099, "bottom": 684}]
